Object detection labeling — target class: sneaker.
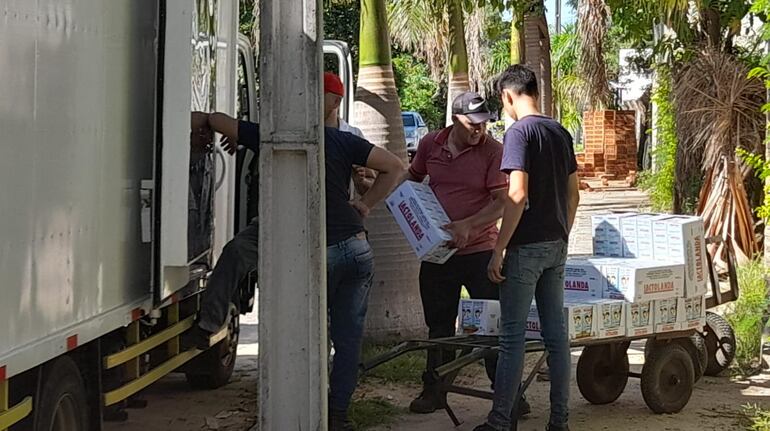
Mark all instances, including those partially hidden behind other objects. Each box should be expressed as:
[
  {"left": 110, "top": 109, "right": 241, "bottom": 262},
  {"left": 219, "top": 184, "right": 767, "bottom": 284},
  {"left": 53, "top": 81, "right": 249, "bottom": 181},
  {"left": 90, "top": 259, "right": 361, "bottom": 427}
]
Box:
[
  {"left": 329, "top": 411, "right": 354, "bottom": 431},
  {"left": 181, "top": 325, "right": 212, "bottom": 351},
  {"left": 408, "top": 388, "right": 445, "bottom": 414},
  {"left": 473, "top": 424, "right": 497, "bottom": 431},
  {"left": 546, "top": 424, "right": 570, "bottom": 431}
]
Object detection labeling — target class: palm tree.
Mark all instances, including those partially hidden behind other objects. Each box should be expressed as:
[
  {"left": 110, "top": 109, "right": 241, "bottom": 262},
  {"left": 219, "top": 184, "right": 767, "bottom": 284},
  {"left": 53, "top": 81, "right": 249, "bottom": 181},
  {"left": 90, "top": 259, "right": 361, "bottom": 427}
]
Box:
[
  {"left": 355, "top": 0, "right": 425, "bottom": 339},
  {"left": 576, "top": 0, "right": 612, "bottom": 110},
  {"left": 445, "top": 0, "right": 471, "bottom": 124},
  {"left": 388, "top": 0, "right": 472, "bottom": 125}
]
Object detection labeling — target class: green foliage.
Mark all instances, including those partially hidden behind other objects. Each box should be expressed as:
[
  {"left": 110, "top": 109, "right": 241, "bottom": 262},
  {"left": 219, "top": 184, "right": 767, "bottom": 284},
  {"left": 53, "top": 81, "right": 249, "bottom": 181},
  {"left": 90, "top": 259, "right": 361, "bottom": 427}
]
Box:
[
  {"left": 743, "top": 404, "right": 770, "bottom": 431},
  {"left": 638, "top": 67, "right": 676, "bottom": 212},
  {"left": 360, "top": 343, "right": 425, "bottom": 384},
  {"left": 324, "top": 1, "right": 362, "bottom": 76},
  {"left": 737, "top": 148, "right": 770, "bottom": 221},
  {"left": 727, "top": 259, "right": 770, "bottom": 375},
  {"left": 348, "top": 398, "right": 404, "bottom": 430},
  {"left": 392, "top": 54, "right": 444, "bottom": 130}
]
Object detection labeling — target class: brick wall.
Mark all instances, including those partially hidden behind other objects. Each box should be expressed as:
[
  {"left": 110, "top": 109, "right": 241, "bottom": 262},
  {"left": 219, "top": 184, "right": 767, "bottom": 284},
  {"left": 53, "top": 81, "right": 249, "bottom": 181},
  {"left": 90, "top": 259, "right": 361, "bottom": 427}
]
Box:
[{"left": 578, "top": 110, "right": 637, "bottom": 179}]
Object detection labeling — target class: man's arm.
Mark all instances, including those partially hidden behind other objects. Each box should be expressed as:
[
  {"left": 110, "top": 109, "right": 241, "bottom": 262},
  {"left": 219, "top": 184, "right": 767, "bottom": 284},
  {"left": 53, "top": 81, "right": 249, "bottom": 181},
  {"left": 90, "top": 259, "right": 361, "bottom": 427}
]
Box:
[
  {"left": 350, "top": 147, "right": 406, "bottom": 217},
  {"left": 443, "top": 189, "right": 506, "bottom": 249},
  {"left": 488, "top": 171, "right": 528, "bottom": 283},
  {"left": 566, "top": 172, "right": 580, "bottom": 233}
]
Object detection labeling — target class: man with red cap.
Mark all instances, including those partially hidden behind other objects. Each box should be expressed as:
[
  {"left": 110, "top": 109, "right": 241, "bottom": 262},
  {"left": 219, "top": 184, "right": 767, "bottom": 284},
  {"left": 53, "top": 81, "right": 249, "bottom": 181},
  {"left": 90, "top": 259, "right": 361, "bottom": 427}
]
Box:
[
  {"left": 187, "top": 83, "right": 406, "bottom": 429},
  {"left": 324, "top": 71, "right": 375, "bottom": 193}
]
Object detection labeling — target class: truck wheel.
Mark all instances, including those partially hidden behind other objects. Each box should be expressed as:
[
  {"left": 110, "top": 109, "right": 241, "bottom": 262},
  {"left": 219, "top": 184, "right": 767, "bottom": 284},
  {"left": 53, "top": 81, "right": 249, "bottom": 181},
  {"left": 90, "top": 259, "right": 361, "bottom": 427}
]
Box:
[
  {"left": 703, "top": 312, "right": 736, "bottom": 376},
  {"left": 186, "top": 303, "right": 240, "bottom": 389},
  {"left": 641, "top": 343, "right": 694, "bottom": 414},
  {"left": 577, "top": 343, "right": 629, "bottom": 405},
  {"left": 35, "top": 356, "right": 90, "bottom": 431}
]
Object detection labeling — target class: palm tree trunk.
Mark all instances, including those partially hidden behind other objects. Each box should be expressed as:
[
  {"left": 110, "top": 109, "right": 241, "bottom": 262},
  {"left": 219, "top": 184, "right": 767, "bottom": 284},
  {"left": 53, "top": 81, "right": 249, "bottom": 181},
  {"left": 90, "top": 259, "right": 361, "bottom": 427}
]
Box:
[
  {"left": 446, "top": 0, "right": 470, "bottom": 125},
  {"left": 510, "top": 9, "right": 524, "bottom": 64},
  {"left": 355, "top": 0, "right": 424, "bottom": 340}
]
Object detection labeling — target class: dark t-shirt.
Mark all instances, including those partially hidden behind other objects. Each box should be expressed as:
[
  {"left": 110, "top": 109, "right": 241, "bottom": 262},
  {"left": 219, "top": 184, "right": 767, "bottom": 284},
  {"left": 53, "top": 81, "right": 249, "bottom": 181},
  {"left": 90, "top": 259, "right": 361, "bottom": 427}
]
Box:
[
  {"left": 238, "top": 122, "right": 374, "bottom": 246},
  {"left": 500, "top": 115, "right": 577, "bottom": 246},
  {"left": 324, "top": 127, "right": 374, "bottom": 245}
]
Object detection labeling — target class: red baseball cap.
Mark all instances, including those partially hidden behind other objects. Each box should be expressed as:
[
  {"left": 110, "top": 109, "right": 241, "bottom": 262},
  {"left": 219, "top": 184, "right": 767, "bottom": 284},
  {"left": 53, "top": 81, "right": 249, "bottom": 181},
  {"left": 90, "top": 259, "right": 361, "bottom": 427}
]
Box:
[{"left": 324, "top": 72, "right": 345, "bottom": 97}]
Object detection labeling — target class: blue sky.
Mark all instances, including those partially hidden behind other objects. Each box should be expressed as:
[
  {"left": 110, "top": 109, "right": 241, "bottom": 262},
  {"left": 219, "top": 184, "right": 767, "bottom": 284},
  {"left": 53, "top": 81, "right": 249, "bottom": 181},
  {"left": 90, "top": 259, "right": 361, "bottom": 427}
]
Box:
[{"left": 502, "top": 0, "right": 576, "bottom": 30}]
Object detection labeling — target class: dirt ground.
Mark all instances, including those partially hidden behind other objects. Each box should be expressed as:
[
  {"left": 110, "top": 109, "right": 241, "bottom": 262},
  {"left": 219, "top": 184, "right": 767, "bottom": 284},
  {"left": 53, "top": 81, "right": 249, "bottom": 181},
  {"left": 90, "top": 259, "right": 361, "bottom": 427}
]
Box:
[{"left": 105, "top": 185, "right": 770, "bottom": 430}]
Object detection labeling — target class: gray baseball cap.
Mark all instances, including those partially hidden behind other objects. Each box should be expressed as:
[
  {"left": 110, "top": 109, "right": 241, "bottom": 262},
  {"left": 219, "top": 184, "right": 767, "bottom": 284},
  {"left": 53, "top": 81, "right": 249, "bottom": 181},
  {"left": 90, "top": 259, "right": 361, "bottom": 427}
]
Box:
[{"left": 451, "top": 92, "right": 497, "bottom": 124}]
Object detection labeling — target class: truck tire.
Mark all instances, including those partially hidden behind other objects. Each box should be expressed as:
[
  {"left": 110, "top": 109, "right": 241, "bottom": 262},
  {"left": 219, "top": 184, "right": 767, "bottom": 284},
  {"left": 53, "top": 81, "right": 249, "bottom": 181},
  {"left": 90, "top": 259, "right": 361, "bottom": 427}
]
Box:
[
  {"left": 186, "top": 303, "right": 240, "bottom": 389},
  {"left": 641, "top": 343, "right": 694, "bottom": 414},
  {"left": 703, "top": 312, "right": 736, "bottom": 376},
  {"left": 35, "top": 356, "right": 90, "bottom": 431}
]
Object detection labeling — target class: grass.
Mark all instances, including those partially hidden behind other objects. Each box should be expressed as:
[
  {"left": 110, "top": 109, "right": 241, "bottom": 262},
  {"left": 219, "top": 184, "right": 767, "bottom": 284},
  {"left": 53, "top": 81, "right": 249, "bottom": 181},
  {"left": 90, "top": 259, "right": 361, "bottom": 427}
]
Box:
[
  {"left": 726, "top": 259, "right": 770, "bottom": 375},
  {"left": 742, "top": 404, "right": 770, "bottom": 431},
  {"left": 360, "top": 343, "right": 425, "bottom": 385},
  {"left": 348, "top": 398, "right": 404, "bottom": 430}
]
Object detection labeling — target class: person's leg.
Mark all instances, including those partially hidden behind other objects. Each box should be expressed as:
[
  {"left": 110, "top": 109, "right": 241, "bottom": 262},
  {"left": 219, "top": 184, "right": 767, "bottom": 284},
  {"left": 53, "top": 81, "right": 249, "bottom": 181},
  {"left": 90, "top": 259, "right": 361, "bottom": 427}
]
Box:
[
  {"left": 486, "top": 244, "right": 548, "bottom": 430},
  {"left": 328, "top": 236, "right": 374, "bottom": 420},
  {"left": 197, "top": 222, "right": 258, "bottom": 333},
  {"left": 410, "top": 258, "right": 463, "bottom": 413},
  {"left": 534, "top": 241, "right": 570, "bottom": 428}
]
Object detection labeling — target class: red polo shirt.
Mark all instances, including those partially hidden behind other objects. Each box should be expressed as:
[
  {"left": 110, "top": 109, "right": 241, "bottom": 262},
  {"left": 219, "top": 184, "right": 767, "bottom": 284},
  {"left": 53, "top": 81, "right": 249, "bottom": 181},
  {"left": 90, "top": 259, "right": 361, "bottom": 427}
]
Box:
[{"left": 408, "top": 126, "right": 508, "bottom": 255}]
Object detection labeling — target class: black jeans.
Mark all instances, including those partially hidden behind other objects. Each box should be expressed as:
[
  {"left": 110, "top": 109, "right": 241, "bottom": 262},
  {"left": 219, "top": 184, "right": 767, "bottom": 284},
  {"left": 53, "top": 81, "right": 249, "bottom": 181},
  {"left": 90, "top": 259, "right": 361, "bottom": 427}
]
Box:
[
  {"left": 419, "top": 250, "right": 499, "bottom": 385},
  {"left": 198, "top": 222, "right": 258, "bottom": 333}
]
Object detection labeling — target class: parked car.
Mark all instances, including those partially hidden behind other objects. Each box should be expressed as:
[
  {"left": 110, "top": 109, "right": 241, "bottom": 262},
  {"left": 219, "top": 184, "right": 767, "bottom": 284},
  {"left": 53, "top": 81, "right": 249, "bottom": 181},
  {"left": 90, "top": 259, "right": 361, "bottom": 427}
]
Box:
[{"left": 402, "top": 111, "right": 429, "bottom": 159}]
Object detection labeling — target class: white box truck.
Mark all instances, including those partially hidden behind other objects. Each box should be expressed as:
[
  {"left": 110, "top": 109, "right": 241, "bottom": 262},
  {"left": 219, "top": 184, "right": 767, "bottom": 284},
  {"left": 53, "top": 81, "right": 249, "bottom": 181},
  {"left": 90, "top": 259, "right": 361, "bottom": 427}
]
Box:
[{"left": 0, "top": 2, "right": 355, "bottom": 430}]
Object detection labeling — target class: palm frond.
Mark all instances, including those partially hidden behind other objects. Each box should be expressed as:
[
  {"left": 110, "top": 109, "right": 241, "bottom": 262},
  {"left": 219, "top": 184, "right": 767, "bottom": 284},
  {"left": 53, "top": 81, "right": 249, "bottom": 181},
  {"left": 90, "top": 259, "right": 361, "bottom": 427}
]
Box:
[{"left": 387, "top": 0, "right": 448, "bottom": 80}]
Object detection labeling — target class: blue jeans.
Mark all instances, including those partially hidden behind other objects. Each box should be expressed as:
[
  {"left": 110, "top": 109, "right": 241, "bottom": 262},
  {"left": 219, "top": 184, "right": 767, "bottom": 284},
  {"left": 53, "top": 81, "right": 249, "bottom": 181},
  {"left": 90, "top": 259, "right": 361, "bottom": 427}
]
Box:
[
  {"left": 327, "top": 234, "right": 374, "bottom": 414},
  {"left": 488, "top": 240, "right": 571, "bottom": 429}
]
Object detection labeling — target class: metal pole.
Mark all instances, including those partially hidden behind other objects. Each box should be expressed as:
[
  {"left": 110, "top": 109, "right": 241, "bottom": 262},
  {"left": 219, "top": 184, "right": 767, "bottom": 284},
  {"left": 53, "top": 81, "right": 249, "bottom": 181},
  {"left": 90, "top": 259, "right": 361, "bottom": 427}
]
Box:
[
  {"left": 555, "top": 0, "right": 562, "bottom": 35},
  {"left": 257, "top": 0, "right": 327, "bottom": 430}
]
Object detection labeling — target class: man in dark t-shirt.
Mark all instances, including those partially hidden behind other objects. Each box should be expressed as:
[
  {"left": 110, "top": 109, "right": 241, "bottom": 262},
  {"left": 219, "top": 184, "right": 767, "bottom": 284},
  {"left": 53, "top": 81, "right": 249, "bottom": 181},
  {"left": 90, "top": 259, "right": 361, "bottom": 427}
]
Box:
[
  {"left": 474, "top": 66, "right": 580, "bottom": 431},
  {"left": 189, "top": 113, "right": 404, "bottom": 431}
]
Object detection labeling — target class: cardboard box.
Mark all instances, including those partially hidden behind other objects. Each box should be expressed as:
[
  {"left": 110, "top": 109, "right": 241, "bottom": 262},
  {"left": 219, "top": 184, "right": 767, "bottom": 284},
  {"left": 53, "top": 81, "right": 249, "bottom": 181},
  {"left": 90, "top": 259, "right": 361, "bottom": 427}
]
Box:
[
  {"left": 679, "top": 295, "right": 706, "bottom": 331},
  {"left": 526, "top": 303, "right": 542, "bottom": 340},
  {"left": 654, "top": 298, "right": 680, "bottom": 333},
  {"left": 527, "top": 301, "right": 597, "bottom": 341},
  {"left": 565, "top": 301, "right": 598, "bottom": 341},
  {"left": 653, "top": 216, "right": 710, "bottom": 298},
  {"left": 599, "top": 260, "right": 684, "bottom": 302},
  {"left": 386, "top": 181, "right": 457, "bottom": 264},
  {"left": 592, "top": 214, "right": 634, "bottom": 257},
  {"left": 626, "top": 300, "right": 654, "bottom": 336},
  {"left": 457, "top": 299, "right": 500, "bottom": 336},
  {"left": 592, "top": 299, "right": 626, "bottom": 338},
  {"left": 620, "top": 216, "right": 639, "bottom": 257},
  {"left": 633, "top": 214, "right": 662, "bottom": 260},
  {"left": 564, "top": 258, "right": 603, "bottom": 298}
]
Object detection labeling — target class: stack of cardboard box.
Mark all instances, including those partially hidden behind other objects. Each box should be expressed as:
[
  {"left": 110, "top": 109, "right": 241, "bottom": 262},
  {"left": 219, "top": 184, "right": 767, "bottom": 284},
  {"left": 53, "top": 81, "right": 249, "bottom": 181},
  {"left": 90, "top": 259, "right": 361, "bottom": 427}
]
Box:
[{"left": 526, "top": 213, "right": 709, "bottom": 342}]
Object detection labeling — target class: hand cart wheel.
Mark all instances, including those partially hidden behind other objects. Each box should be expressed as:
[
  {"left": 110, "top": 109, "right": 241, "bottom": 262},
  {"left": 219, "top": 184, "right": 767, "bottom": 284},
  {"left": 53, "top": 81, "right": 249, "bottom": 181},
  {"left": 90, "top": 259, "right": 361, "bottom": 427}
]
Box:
[
  {"left": 576, "top": 343, "right": 630, "bottom": 405},
  {"left": 646, "top": 334, "right": 707, "bottom": 382},
  {"left": 641, "top": 342, "right": 694, "bottom": 414},
  {"left": 703, "top": 311, "right": 736, "bottom": 376}
]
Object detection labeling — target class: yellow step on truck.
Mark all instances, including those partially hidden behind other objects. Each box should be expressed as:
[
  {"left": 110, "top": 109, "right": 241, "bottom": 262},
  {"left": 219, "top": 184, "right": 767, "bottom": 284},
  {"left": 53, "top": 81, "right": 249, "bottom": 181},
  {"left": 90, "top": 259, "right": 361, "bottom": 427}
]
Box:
[{"left": 0, "top": 1, "right": 355, "bottom": 430}]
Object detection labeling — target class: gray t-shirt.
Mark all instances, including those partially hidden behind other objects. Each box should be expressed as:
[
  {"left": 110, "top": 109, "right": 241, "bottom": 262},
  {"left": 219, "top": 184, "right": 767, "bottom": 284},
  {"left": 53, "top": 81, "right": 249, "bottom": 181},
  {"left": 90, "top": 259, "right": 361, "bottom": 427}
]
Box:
[{"left": 500, "top": 115, "right": 577, "bottom": 246}]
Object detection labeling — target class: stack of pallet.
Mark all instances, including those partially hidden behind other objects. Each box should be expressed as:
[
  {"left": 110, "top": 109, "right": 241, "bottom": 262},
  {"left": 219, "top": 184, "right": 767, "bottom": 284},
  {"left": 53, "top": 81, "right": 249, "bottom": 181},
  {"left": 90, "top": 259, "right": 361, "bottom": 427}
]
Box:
[{"left": 578, "top": 110, "right": 637, "bottom": 180}]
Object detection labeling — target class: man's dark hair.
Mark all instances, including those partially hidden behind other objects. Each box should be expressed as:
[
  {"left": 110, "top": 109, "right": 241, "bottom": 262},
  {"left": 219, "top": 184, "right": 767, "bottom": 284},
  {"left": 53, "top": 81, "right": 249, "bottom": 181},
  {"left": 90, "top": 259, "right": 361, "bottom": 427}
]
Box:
[{"left": 495, "top": 65, "right": 538, "bottom": 98}]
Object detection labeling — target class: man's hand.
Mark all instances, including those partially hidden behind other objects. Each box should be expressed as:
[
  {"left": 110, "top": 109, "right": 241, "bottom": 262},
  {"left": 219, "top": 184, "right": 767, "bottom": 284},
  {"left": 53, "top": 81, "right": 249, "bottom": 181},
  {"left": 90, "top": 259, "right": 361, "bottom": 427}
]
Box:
[
  {"left": 443, "top": 220, "right": 472, "bottom": 249},
  {"left": 219, "top": 134, "right": 239, "bottom": 155},
  {"left": 487, "top": 249, "right": 506, "bottom": 284},
  {"left": 349, "top": 199, "right": 370, "bottom": 218}
]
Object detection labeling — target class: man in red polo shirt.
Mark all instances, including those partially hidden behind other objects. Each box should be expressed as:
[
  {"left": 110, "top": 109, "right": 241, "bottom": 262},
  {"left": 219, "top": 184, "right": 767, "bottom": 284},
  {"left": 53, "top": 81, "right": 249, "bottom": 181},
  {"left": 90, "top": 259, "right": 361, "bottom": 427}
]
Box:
[{"left": 406, "top": 92, "right": 529, "bottom": 416}]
